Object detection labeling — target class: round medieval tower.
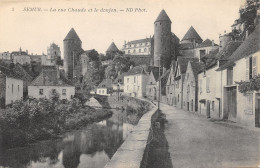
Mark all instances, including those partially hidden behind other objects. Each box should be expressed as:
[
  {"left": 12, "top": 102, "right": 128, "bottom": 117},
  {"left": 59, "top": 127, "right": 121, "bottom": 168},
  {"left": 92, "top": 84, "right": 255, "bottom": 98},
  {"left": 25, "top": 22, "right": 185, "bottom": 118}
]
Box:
[
  {"left": 63, "top": 28, "right": 82, "bottom": 79},
  {"left": 154, "top": 9, "right": 172, "bottom": 67}
]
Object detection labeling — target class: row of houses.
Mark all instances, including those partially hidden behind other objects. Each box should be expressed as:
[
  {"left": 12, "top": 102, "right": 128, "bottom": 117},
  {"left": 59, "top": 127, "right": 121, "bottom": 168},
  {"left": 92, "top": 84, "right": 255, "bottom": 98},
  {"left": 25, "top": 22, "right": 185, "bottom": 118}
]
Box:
[
  {"left": 0, "top": 43, "right": 61, "bottom": 66},
  {"left": 95, "top": 24, "right": 260, "bottom": 128},
  {"left": 0, "top": 64, "right": 75, "bottom": 108}
]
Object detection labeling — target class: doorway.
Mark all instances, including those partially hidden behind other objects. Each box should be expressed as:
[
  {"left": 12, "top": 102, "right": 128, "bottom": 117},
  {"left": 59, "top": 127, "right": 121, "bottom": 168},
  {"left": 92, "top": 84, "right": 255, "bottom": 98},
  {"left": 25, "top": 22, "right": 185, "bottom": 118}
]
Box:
[
  {"left": 187, "top": 102, "right": 189, "bottom": 111},
  {"left": 255, "top": 94, "right": 260, "bottom": 127},
  {"left": 206, "top": 100, "right": 210, "bottom": 118},
  {"left": 226, "top": 86, "right": 237, "bottom": 120}
]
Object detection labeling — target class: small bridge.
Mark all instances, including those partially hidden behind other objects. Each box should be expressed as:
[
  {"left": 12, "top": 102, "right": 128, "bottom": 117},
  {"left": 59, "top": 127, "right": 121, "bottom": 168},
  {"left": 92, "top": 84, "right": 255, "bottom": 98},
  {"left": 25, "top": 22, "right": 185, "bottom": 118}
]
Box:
[{"left": 84, "top": 94, "right": 112, "bottom": 109}]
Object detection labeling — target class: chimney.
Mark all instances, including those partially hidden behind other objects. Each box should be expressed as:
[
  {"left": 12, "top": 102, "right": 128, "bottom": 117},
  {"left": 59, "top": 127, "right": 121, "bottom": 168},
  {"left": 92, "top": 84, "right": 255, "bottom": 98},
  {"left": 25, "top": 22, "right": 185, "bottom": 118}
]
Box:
[{"left": 212, "top": 40, "right": 214, "bottom": 47}]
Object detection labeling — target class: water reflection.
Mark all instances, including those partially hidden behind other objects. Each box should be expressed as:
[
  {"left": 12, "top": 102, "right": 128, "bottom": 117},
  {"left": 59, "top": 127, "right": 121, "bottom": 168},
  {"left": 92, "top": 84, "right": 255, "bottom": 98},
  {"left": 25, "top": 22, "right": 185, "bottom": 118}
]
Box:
[{"left": 0, "top": 110, "right": 136, "bottom": 168}]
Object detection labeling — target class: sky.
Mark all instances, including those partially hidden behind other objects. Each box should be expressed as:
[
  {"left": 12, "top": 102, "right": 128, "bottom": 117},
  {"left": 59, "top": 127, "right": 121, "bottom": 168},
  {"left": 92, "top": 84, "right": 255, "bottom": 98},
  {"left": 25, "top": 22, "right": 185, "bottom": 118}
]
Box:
[{"left": 0, "top": 0, "right": 244, "bottom": 58}]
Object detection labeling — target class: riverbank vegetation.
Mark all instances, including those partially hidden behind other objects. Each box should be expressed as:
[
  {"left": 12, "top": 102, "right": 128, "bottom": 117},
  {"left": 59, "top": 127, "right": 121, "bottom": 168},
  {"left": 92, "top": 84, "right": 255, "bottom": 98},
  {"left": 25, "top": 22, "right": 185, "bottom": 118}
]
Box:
[{"left": 0, "top": 97, "right": 112, "bottom": 149}]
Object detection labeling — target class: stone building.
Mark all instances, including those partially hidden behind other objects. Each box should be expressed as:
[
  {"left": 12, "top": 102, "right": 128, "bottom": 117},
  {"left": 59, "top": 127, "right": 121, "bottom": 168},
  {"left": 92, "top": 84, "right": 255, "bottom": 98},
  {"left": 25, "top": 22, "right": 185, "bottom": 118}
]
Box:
[
  {"left": 28, "top": 66, "right": 75, "bottom": 100},
  {"left": 216, "top": 25, "right": 260, "bottom": 127},
  {"left": 198, "top": 41, "right": 242, "bottom": 119},
  {"left": 124, "top": 65, "right": 149, "bottom": 98},
  {"left": 146, "top": 67, "right": 162, "bottom": 100},
  {"left": 179, "top": 26, "right": 203, "bottom": 57},
  {"left": 122, "top": 38, "right": 152, "bottom": 56},
  {"left": 153, "top": 10, "right": 179, "bottom": 69},
  {"left": 12, "top": 48, "right": 31, "bottom": 65},
  {"left": 63, "top": 28, "right": 83, "bottom": 79},
  {"left": 182, "top": 61, "right": 204, "bottom": 112},
  {"left": 96, "top": 78, "right": 113, "bottom": 96},
  {"left": 194, "top": 39, "right": 219, "bottom": 60},
  {"left": 42, "top": 43, "right": 61, "bottom": 66},
  {"left": 0, "top": 51, "right": 11, "bottom": 60},
  {"left": 0, "top": 65, "right": 23, "bottom": 107},
  {"left": 112, "top": 72, "right": 126, "bottom": 91},
  {"left": 106, "top": 42, "right": 120, "bottom": 59}
]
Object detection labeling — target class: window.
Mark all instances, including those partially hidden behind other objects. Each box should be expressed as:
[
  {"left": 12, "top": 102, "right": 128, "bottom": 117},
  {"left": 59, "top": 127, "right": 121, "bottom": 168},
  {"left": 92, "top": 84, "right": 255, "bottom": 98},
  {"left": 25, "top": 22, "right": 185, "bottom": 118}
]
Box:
[
  {"left": 178, "top": 94, "right": 179, "bottom": 102},
  {"left": 212, "top": 101, "right": 215, "bottom": 111},
  {"left": 187, "top": 84, "right": 190, "bottom": 93},
  {"left": 12, "top": 84, "right": 13, "bottom": 93},
  {"left": 102, "top": 90, "right": 104, "bottom": 94},
  {"left": 227, "top": 67, "right": 233, "bottom": 85},
  {"left": 39, "top": 89, "right": 43, "bottom": 95},
  {"left": 139, "top": 49, "right": 141, "bottom": 53},
  {"left": 144, "top": 48, "right": 147, "bottom": 52},
  {"left": 133, "top": 49, "right": 136, "bottom": 53},
  {"left": 62, "top": 89, "right": 66, "bottom": 95},
  {"left": 206, "top": 77, "right": 210, "bottom": 93}
]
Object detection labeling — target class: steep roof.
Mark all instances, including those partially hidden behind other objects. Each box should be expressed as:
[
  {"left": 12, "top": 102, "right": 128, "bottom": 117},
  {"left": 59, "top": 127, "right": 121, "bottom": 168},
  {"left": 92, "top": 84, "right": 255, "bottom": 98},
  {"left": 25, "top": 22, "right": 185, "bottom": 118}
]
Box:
[
  {"left": 149, "top": 66, "right": 163, "bottom": 81},
  {"left": 190, "top": 61, "right": 205, "bottom": 78},
  {"left": 113, "top": 72, "right": 127, "bottom": 84},
  {"left": 126, "top": 38, "right": 152, "bottom": 45},
  {"left": 0, "top": 65, "right": 21, "bottom": 79},
  {"left": 106, "top": 42, "right": 119, "bottom": 53},
  {"left": 98, "top": 79, "right": 113, "bottom": 88},
  {"left": 197, "top": 39, "right": 218, "bottom": 48},
  {"left": 217, "top": 25, "right": 260, "bottom": 71},
  {"left": 64, "top": 28, "right": 81, "bottom": 41},
  {"left": 126, "top": 65, "right": 147, "bottom": 76},
  {"left": 177, "top": 57, "right": 199, "bottom": 74},
  {"left": 155, "top": 9, "right": 171, "bottom": 23},
  {"left": 181, "top": 26, "right": 202, "bottom": 42},
  {"left": 30, "top": 66, "right": 73, "bottom": 86},
  {"left": 201, "top": 41, "right": 242, "bottom": 71}
]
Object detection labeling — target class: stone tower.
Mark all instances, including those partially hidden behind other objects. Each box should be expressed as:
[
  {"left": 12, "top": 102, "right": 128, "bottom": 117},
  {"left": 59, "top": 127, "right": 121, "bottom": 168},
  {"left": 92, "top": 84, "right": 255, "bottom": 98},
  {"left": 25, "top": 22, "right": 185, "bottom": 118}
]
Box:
[
  {"left": 63, "top": 28, "right": 82, "bottom": 79},
  {"left": 154, "top": 9, "right": 172, "bottom": 67}
]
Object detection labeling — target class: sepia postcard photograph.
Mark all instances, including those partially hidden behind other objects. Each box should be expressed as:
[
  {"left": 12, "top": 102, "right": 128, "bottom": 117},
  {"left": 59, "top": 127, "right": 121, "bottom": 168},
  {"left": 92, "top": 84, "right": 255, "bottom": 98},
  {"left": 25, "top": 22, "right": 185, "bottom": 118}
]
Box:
[{"left": 0, "top": 0, "right": 260, "bottom": 167}]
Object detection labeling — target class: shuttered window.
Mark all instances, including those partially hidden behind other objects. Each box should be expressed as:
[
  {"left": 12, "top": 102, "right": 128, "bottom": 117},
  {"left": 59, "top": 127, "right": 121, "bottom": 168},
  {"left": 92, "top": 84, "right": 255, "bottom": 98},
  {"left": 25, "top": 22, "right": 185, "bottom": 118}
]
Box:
[
  {"left": 246, "top": 58, "right": 249, "bottom": 80},
  {"left": 252, "top": 56, "right": 257, "bottom": 77},
  {"left": 206, "top": 77, "right": 210, "bottom": 93}
]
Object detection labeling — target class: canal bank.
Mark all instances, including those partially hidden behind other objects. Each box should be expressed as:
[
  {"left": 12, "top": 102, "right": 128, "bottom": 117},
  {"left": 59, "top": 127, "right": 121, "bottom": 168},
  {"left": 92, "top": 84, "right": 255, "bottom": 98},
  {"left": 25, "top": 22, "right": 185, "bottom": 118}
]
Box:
[{"left": 105, "top": 98, "right": 158, "bottom": 168}]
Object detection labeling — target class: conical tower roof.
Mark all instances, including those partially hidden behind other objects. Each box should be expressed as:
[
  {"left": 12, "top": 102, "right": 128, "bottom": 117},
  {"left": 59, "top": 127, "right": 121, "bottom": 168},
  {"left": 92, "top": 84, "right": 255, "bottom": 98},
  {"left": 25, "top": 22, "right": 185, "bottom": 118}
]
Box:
[
  {"left": 181, "top": 26, "right": 202, "bottom": 42},
  {"left": 64, "top": 28, "right": 81, "bottom": 41},
  {"left": 106, "top": 42, "right": 119, "bottom": 52},
  {"left": 155, "top": 9, "right": 171, "bottom": 23}
]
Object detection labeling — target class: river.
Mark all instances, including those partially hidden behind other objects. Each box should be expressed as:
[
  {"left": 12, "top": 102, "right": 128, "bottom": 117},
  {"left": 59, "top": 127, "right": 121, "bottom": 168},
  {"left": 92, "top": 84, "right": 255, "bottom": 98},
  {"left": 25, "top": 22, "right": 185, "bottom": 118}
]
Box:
[{"left": 0, "top": 109, "right": 137, "bottom": 168}]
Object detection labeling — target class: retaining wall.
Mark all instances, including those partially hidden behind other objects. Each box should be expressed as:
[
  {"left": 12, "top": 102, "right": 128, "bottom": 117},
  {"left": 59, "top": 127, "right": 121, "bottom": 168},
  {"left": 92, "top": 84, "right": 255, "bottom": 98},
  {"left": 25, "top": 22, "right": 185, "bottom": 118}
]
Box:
[{"left": 105, "top": 97, "right": 157, "bottom": 168}]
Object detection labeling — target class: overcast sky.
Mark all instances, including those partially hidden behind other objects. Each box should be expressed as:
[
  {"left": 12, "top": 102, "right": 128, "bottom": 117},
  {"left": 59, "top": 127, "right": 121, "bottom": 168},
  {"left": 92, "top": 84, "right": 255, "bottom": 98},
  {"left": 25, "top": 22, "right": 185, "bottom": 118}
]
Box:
[{"left": 0, "top": 0, "right": 244, "bottom": 58}]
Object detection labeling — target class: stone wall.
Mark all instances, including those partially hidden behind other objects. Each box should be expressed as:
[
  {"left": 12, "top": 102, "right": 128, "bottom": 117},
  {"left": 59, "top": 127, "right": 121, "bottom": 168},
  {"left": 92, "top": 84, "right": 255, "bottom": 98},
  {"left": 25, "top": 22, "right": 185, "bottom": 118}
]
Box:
[{"left": 105, "top": 97, "right": 157, "bottom": 168}]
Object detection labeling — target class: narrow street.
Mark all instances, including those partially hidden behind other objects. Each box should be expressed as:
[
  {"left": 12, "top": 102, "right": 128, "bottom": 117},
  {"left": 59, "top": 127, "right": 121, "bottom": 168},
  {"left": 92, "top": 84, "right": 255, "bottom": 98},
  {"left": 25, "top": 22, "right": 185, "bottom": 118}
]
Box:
[{"left": 161, "top": 103, "right": 260, "bottom": 168}]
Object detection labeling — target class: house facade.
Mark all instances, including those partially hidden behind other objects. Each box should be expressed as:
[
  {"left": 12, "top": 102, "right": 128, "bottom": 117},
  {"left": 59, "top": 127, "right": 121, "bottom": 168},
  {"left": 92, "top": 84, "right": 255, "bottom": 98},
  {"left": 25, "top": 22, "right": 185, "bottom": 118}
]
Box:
[
  {"left": 182, "top": 61, "right": 203, "bottom": 112},
  {"left": 0, "top": 66, "right": 23, "bottom": 107},
  {"left": 0, "top": 52, "right": 11, "bottom": 60},
  {"left": 146, "top": 67, "right": 160, "bottom": 100},
  {"left": 96, "top": 79, "right": 113, "bottom": 96},
  {"left": 124, "top": 65, "right": 149, "bottom": 98},
  {"left": 194, "top": 39, "right": 219, "bottom": 60},
  {"left": 216, "top": 25, "right": 260, "bottom": 127},
  {"left": 28, "top": 66, "right": 75, "bottom": 100},
  {"left": 12, "top": 49, "right": 31, "bottom": 65},
  {"left": 122, "top": 38, "right": 152, "bottom": 56}
]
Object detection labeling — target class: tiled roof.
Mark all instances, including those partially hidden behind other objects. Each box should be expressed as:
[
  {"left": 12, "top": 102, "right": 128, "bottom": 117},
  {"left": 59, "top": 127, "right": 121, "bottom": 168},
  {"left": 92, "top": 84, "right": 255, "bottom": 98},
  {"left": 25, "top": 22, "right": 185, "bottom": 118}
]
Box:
[
  {"left": 125, "top": 65, "right": 147, "bottom": 76},
  {"left": 159, "top": 69, "right": 170, "bottom": 87},
  {"left": 0, "top": 65, "right": 21, "bottom": 79},
  {"left": 196, "top": 39, "right": 218, "bottom": 48},
  {"left": 202, "top": 41, "right": 242, "bottom": 70},
  {"left": 64, "top": 28, "right": 81, "bottom": 41},
  {"left": 30, "top": 66, "right": 73, "bottom": 86},
  {"left": 190, "top": 61, "right": 205, "bottom": 78},
  {"left": 149, "top": 66, "right": 163, "bottom": 81},
  {"left": 155, "top": 9, "right": 171, "bottom": 23},
  {"left": 126, "top": 38, "right": 152, "bottom": 45},
  {"left": 217, "top": 25, "right": 260, "bottom": 71},
  {"left": 177, "top": 57, "right": 199, "bottom": 74},
  {"left": 98, "top": 79, "right": 113, "bottom": 88},
  {"left": 14, "top": 64, "right": 33, "bottom": 81},
  {"left": 106, "top": 42, "right": 119, "bottom": 52},
  {"left": 181, "top": 26, "right": 202, "bottom": 42},
  {"left": 113, "top": 72, "right": 127, "bottom": 84}
]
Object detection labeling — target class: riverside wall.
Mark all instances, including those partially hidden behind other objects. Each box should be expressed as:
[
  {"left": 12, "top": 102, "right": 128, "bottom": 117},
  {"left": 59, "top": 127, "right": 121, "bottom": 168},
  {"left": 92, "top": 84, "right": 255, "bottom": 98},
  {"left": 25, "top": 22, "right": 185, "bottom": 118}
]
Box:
[{"left": 105, "top": 95, "right": 158, "bottom": 168}]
